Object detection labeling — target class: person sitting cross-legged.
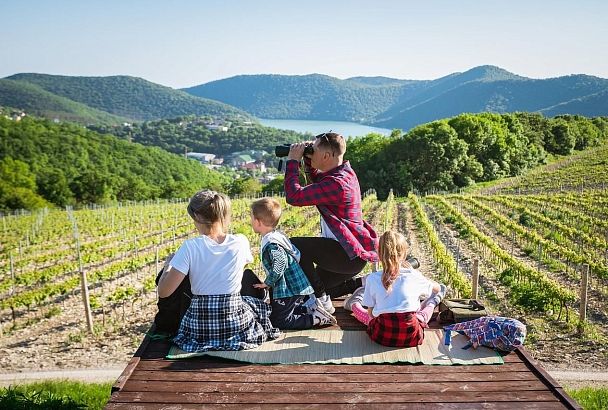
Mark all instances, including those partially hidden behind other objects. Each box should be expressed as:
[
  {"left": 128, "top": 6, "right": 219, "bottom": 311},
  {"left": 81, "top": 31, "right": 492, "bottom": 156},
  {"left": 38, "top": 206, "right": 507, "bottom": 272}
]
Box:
[
  {"left": 344, "top": 230, "right": 446, "bottom": 347},
  {"left": 250, "top": 197, "right": 337, "bottom": 329}
]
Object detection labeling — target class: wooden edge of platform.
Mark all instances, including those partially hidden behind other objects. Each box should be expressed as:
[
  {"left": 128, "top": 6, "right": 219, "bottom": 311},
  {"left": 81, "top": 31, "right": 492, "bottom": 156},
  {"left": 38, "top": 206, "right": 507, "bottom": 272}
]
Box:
[
  {"left": 516, "top": 347, "right": 581, "bottom": 410},
  {"left": 111, "top": 324, "right": 154, "bottom": 393}
]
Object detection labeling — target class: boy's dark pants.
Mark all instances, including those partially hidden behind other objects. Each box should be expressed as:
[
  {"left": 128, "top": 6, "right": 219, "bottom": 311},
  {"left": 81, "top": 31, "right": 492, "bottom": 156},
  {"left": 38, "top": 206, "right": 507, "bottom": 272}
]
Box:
[{"left": 270, "top": 295, "right": 313, "bottom": 329}]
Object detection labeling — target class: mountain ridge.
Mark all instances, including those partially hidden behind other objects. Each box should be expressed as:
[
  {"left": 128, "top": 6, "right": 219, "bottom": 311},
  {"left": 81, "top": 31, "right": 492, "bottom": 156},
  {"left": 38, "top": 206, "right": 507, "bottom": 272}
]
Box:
[
  {"left": 183, "top": 65, "right": 608, "bottom": 130},
  {"left": 3, "top": 73, "right": 251, "bottom": 123}
]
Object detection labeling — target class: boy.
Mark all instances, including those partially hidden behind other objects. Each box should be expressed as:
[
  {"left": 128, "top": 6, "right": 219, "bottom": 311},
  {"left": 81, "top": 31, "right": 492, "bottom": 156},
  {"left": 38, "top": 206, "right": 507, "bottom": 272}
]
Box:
[{"left": 251, "top": 197, "right": 337, "bottom": 328}]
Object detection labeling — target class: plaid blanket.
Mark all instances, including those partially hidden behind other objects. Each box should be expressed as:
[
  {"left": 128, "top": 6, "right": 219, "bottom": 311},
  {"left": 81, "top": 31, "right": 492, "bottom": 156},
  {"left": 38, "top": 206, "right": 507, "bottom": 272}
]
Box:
[
  {"left": 173, "top": 294, "right": 280, "bottom": 352},
  {"left": 444, "top": 316, "right": 526, "bottom": 351},
  {"left": 367, "top": 312, "right": 424, "bottom": 348}
]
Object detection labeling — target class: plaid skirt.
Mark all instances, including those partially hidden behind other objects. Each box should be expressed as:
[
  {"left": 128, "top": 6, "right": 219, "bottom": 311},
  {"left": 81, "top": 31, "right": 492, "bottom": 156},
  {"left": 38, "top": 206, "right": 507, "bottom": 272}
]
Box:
[
  {"left": 367, "top": 312, "right": 424, "bottom": 347},
  {"left": 173, "top": 294, "right": 280, "bottom": 352}
]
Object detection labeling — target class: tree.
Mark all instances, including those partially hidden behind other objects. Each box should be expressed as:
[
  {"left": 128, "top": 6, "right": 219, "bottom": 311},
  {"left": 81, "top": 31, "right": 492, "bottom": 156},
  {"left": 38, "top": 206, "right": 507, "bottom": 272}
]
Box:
[
  {"left": 229, "top": 177, "right": 262, "bottom": 196},
  {"left": 397, "top": 121, "right": 469, "bottom": 192},
  {"left": 547, "top": 119, "right": 575, "bottom": 155},
  {"left": 262, "top": 177, "right": 285, "bottom": 195},
  {"left": 0, "top": 157, "right": 50, "bottom": 210}
]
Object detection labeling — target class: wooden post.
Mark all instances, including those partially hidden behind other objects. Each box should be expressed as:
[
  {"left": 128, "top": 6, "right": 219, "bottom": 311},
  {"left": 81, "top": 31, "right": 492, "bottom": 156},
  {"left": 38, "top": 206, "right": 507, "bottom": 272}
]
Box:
[
  {"left": 472, "top": 258, "right": 479, "bottom": 300},
  {"left": 155, "top": 246, "right": 159, "bottom": 274},
  {"left": 9, "top": 253, "right": 15, "bottom": 296},
  {"left": 68, "top": 208, "right": 94, "bottom": 334},
  {"left": 579, "top": 264, "right": 590, "bottom": 330},
  {"left": 76, "top": 236, "right": 94, "bottom": 334}
]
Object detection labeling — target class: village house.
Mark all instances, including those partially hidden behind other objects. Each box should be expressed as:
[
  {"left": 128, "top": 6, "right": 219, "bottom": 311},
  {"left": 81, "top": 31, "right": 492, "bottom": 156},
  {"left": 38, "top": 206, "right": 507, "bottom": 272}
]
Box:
[{"left": 186, "top": 152, "right": 217, "bottom": 164}]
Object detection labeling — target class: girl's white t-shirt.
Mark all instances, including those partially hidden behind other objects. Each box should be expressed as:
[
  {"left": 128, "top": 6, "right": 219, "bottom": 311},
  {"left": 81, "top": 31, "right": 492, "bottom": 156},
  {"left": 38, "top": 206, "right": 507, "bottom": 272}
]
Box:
[
  {"left": 362, "top": 268, "right": 435, "bottom": 317},
  {"left": 169, "top": 234, "right": 253, "bottom": 295}
]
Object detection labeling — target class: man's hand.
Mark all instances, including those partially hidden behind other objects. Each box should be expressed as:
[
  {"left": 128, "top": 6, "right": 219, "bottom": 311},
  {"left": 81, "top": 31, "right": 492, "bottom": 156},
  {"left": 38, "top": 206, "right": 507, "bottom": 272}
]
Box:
[
  {"left": 253, "top": 283, "right": 269, "bottom": 289},
  {"left": 287, "top": 142, "right": 307, "bottom": 161}
]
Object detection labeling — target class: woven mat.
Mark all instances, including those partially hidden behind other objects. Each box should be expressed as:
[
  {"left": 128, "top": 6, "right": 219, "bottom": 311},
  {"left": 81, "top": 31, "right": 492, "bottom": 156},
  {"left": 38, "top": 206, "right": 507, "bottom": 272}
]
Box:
[{"left": 166, "top": 329, "right": 503, "bottom": 365}]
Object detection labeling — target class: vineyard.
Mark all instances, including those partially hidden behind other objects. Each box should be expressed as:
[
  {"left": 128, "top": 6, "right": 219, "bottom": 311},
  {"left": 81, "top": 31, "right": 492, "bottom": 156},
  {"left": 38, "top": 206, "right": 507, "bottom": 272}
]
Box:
[{"left": 1, "top": 185, "right": 607, "bottom": 371}]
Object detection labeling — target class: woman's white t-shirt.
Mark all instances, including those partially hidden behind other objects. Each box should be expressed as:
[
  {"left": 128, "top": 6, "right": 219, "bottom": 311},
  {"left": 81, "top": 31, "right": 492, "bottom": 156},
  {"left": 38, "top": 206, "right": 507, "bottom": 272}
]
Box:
[
  {"left": 169, "top": 234, "right": 253, "bottom": 295},
  {"left": 362, "top": 268, "right": 435, "bottom": 317}
]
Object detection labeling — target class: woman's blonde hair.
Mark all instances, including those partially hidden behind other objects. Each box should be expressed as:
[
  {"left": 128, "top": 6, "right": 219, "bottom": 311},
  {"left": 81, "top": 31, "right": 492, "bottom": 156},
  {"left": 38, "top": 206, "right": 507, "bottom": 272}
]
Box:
[
  {"left": 379, "top": 230, "right": 409, "bottom": 291},
  {"left": 187, "top": 190, "right": 231, "bottom": 229}
]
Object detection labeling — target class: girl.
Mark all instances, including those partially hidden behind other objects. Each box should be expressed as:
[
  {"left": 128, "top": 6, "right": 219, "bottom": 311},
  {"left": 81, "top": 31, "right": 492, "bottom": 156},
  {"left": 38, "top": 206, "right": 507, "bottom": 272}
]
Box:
[
  {"left": 345, "top": 230, "right": 446, "bottom": 347},
  {"left": 157, "top": 190, "right": 280, "bottom": 352}
]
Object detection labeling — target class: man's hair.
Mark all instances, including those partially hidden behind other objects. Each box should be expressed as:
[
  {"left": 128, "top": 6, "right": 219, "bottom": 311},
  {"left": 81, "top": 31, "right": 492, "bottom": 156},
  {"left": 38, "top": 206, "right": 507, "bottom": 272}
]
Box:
[
  {"left": 315, "top": 132, "right": 346, "bottom": 156},
  {"left": 251, "top": 197, "right": 282, "bottom": 228}
]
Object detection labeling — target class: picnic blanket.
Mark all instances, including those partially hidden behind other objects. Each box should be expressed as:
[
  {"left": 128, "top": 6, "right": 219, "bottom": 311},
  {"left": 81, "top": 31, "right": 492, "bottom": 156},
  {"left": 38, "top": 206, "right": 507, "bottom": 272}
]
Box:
[{"left": 166, "top": 328, "right": 504, "bottom": 365}]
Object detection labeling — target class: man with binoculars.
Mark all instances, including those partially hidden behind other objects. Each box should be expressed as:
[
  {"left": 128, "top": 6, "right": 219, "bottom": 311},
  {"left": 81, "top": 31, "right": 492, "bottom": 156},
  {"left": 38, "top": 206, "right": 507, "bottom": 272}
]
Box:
[{"left": 282, "top": 132, "right": 379, "bottom": 314}]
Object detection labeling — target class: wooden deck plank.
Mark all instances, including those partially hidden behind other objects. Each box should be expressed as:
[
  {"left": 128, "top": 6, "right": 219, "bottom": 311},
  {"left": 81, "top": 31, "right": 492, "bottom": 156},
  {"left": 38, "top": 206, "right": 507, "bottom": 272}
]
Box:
[
  {"left": 135, "top": 359, "right": 531, "bottom": 373},
  {"left": 120, "top": 379, "right": 549, "bottom": 393},
  {"left": 109, "top": 390, "right": 561, "bottom": 404},
  {"left": 106, "top": 402, "right": 568, "bottom": 409},
  {"left": 127, "top": 369, "right": 540, "bottom": 383}
]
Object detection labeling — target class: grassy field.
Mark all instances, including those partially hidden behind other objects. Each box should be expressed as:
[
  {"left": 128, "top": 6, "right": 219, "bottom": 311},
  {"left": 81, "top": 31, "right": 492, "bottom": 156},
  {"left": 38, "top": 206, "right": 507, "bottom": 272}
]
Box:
[
  {"left": 0, "top": 380, "right": 112, "bottom": 409},
  {"left": 566, "top": 387, "right": 608, "bottom": 410}
]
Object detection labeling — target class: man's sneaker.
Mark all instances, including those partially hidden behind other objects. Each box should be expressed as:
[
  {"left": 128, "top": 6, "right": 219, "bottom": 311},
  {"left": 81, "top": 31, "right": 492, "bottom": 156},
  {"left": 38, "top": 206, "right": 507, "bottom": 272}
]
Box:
[
  {"left": 302, "top": 294, "right": 317, "bottom": 314},
  {"left": 343, "top": 286, "right": 365, "bottom": 312},
  {"left": 313, "top": 304, "right": 337, "bottom": 326},
  {"left": 316, "top": 294, "right": 335, "bottom": 314}
]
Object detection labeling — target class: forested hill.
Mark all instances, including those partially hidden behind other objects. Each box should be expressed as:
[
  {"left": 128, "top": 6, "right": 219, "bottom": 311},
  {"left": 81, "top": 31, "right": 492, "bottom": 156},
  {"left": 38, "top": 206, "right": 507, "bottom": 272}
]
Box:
[
  {"left": 3, "top": 73, "right": 250, "bottom": 122},
  {"left": 89, "top": 116, "right": 307, "bottom": 156},
  {"left": 0, "top": 79, "right": 130, "bottom": 125},
  {"left": 183, "top": 65, "right": 608, "bottom": 130},
  {"left": 0, "top": 116, "right": 228, "bottom": 210}
]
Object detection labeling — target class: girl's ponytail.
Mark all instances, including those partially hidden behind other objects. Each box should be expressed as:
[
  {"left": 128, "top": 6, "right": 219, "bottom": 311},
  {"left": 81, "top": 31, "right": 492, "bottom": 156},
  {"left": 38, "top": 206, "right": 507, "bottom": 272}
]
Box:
[
  {"left": 187, "top": 190, "right": 231, "bottom": 229},
  {"left": 379, "top": 231, "right": 409, "bottom": 291}
]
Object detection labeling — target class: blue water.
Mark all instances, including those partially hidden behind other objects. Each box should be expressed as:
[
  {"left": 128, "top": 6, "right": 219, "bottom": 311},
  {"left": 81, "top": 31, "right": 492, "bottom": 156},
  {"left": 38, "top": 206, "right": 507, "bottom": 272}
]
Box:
[{"left": 258, "top": 118, "right": 392, "bottom": 138}]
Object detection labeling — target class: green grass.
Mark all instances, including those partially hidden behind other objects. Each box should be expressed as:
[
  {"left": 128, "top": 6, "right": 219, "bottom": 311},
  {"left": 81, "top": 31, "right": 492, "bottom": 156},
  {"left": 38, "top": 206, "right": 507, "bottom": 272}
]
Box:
[
  {"left": 566, "top": 387, "right": 608, "bottom": 410},
  {"left": 0, "top": 380, "right": 112, "bottom": 410}
]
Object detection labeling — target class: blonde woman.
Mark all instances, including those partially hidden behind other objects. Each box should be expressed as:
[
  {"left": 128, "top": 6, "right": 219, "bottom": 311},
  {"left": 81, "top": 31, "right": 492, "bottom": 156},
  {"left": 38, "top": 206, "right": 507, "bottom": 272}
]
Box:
[{"left": 158, "top": 190, "right": 279, "bottom": 352}]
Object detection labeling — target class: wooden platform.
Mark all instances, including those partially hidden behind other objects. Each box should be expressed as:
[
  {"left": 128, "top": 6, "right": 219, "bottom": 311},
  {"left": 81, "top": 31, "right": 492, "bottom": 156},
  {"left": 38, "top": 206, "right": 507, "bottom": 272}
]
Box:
[{"left": 106, "top": 300, "right": 580, "bottom": 409}]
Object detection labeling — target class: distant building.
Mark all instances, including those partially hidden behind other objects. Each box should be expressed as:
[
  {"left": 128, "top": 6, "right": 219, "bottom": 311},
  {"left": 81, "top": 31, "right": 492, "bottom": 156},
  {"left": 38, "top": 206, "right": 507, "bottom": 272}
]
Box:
[
  {"left": 187, "top": 152, "right": 216, "bottom": 163},
  {"left": 205, "top": 124, "right": 228, "bottom": 132},
  {"left": 242, "top": 161, "right": 266, "bottom": 173},
  {"left": 230, "top": 154, "right": 255, "bottom": 167},
  {"left": 9, "top": 111, "right": 26, "bottom": 121}
]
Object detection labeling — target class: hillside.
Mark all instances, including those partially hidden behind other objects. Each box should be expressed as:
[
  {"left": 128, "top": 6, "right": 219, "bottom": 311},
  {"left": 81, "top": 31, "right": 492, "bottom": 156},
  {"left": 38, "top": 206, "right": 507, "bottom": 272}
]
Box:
[
  {"left": 0, "top": 79, "right": 129, "bottom": 125},
  {"left": 183, "top": 73, "right": 417, "bottom": 121},
  {"left": 0, "top": 116, "right": 228, "bottom": 210},
  {"left": 477, "top": 142, "right": 608, "bottom": 194},
  {"left": 4, "top": 74, "right": 250, "bottom": 122},
  {"left": 183, "top": 66, "right": 608, "bottom": 130},
  {"left": 375, "top": 73, "right": 608, "bottom": 130},
  {"left": 89, "top": 115, "right": 306, "bottom": 156},
  {"left": 541, "top": 89, "right": 608, "bottom": 117}
]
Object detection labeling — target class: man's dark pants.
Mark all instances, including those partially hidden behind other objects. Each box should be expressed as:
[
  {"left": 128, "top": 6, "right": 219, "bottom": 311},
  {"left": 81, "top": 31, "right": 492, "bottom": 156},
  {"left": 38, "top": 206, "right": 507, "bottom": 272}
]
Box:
[{"left": 290, "top": 237, "right": 367, "bottom": 299}]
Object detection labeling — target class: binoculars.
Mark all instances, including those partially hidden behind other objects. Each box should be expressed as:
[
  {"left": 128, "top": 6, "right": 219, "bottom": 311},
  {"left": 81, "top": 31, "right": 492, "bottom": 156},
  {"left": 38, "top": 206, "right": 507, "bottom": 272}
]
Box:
[{"left": 275, "top": 143, "right": 314, "bottom": 158}]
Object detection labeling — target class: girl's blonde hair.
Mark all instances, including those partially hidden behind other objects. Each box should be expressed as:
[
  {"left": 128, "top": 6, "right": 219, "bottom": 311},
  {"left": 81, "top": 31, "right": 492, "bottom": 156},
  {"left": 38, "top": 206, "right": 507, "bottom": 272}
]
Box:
[
  {"left": 187, "top": 190, "right": 231, "bottom": 230},
  {"left": 379, "top": 230, "right": 409, "bottom": 291}
]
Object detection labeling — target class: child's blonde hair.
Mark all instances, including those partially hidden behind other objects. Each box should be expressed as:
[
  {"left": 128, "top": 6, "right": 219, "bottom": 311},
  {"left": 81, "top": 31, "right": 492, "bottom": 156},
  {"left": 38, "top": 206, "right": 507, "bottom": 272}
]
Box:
[
  {"left": 379, "top": 230, "right": 409, "bottom": 291},
  {"left": 251, "top": 197, "right": 282, "bottom": 228},
  {"left": 187, "top": 190, "right": 231, "bottom": 229}
]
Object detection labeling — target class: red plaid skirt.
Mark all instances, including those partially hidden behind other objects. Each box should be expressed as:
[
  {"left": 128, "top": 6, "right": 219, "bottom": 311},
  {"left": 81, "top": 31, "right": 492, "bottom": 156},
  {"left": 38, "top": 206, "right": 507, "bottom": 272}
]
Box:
[{"left": 367, "top": 312, "right": 424, "bottom": 347}]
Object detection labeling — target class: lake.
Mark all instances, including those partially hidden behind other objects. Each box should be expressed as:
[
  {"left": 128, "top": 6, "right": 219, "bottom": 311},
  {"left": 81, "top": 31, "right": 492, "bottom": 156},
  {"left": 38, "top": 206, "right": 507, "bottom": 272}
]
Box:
[{"left": 258, "top": 118, "right": 392, "bottom": 138}]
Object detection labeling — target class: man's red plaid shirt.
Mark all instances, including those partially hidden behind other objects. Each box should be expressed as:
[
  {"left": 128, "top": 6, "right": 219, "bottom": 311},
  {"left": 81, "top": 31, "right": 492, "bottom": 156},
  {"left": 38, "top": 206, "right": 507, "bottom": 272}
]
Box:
[{"left": 284, "top": 158, "right": 378, "bottom": 262}]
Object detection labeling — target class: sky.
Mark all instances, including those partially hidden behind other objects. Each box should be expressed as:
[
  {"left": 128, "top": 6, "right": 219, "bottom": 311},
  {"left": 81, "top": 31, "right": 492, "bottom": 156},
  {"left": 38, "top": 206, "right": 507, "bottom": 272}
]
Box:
[{"left": 1, "top": 0, "right": 607, "bottom": 89}]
